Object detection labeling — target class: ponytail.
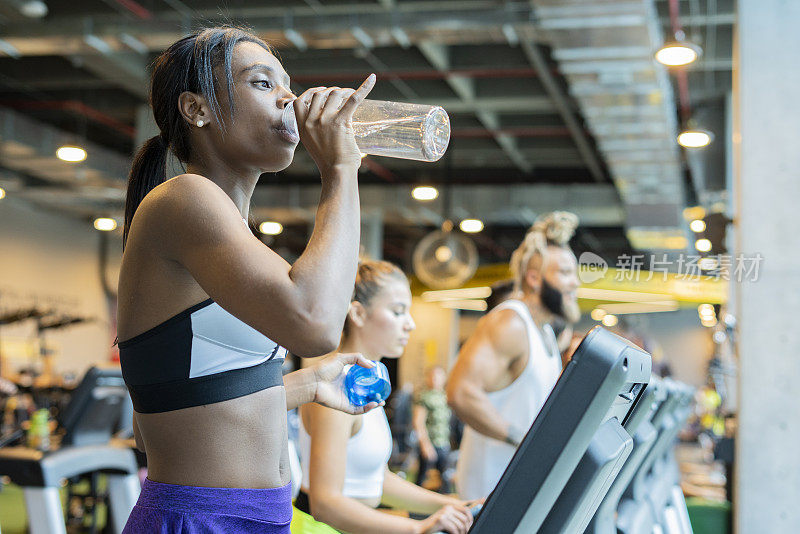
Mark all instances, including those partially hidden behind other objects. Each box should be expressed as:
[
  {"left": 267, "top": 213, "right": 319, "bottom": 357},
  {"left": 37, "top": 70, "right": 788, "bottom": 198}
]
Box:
[
  {"left": 123, "top": 134, "right": 168, "bottom": 248},
  {"left": 122, "top": 26, "right": 276, "bottom": 249}
]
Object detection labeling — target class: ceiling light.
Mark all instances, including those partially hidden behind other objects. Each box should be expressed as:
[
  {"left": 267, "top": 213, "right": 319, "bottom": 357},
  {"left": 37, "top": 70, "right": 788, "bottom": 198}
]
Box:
[
  {"left": 19, "top": 1, "right": 48, "bottom": 18},
  {"left": 421, "top": 287, "right": 492, "bottom": 302},
  {"left": 601, "top": 314, "right": 619, "bottom": 327},
  {"left": 683, "top": 206, "right": 706, "bottom": 221},
  {"left": 701, "top": 316, "right": 718, "bottom": 328},
  {"left": 259, "top": 221, "right": 283, "bottom": 235},
  {"left": 0, "top": 187, "right": 6, "bottom": 200},
  {"left": 460, "top": 218, "right": 484, "bottom": 233},
  {"left": 655, "top": 41, "right": 702, "bottom": 66},
  {"left": 695, "top": 238, "right": 712, "bottom": 253},
  {"left": 93, "top": 217, "right": 117, "bottom": 231},
  {"left": 440, "top": 299, "right": 488, "bottom": 312},
  {"left": 434, "top": 245, "right": 453, "bottom": 263},
  {"left": 56, "top": 145, "right": 87, "bottom": 162},
  {"left": 690, "top": 219, "right": 706, "bottom": 232},
  {"left": 412, "top": 186, "right": 438, "bottom": 201},
  {"left": 591, "top": 308, "right": 606, "bottom": 321},
  {"left": 678, "top": 129, "right": 713, "bottom": 148},
  {"left": 698, "top": 303, "right": 715, "bottom": 316}
]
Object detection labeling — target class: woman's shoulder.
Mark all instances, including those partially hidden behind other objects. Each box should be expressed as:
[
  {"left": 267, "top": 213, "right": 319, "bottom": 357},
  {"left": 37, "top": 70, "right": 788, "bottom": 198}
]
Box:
[
  {"left": 144, "top": 174, "right": 226, "bottom": 210},
  {"left": 135, "top": 174, "right": 237, "bottom": 230}
]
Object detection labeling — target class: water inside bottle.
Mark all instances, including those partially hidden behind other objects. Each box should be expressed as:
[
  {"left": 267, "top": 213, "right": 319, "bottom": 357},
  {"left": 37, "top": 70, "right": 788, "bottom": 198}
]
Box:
[{"left": 281, "top": 99, "right": 449, "bottom": 162}]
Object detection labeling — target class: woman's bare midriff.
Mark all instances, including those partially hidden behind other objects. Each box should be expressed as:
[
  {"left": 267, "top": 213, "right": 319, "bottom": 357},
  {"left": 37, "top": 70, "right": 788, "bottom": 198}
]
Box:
[
  {"left": 120, "top": 211, "right": 292, "bottom": 489},
  {"left": 136, "top": 386, "right": 290, "bottom": 489}
]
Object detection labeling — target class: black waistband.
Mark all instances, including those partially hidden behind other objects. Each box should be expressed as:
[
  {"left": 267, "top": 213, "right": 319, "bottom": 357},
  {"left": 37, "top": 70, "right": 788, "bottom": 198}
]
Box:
[
  {"left": 127, "top": 359, "right": 284, "bottom": 414},
  {"left": 295, "top": 489, "right": 311, "bottom": 515}
]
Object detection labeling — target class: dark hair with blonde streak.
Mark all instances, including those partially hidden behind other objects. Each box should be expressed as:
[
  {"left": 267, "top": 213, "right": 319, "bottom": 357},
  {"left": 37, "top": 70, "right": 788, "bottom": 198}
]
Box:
[{"left": 343, "top": 260, "right": 408, "bottom": 337}]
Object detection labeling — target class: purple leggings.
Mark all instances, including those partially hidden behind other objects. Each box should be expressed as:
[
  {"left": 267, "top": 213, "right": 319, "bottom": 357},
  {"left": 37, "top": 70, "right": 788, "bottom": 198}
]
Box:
[{"left": 122, "top": 477, "right": 292, "bottom": 533}]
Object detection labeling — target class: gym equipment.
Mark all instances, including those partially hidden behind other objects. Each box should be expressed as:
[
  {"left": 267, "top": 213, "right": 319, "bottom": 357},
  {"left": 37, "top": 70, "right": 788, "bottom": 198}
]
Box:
[
  {"left": 0, "top": 366, "right": 139, "bottom": 534},
  {"left": 615, "top": 380, "right": 695, "bottom": 534},
  {"left": 585, "top": 378, "right": 666, "bottom": 533},
  {"left": 468, "top": 326, "right": 651, "bottom": 533},
  {"left": 538, "top": 376, "right": 665, "bottom": 534}
]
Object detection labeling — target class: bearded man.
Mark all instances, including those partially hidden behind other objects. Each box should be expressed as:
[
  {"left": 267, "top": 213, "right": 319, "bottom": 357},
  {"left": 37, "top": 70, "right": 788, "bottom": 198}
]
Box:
[{"left": 446, "top": 211, "right": 581, "bottom": 500}]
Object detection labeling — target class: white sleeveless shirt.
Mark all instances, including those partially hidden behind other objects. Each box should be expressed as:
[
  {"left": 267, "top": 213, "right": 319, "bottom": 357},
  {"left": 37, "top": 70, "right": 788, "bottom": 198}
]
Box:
[
  {"left": 298, "top": 406, "right": 392, "bottom": 499},
  {"left": 455, "top": 299, "right": 562, "bottom": 500}
]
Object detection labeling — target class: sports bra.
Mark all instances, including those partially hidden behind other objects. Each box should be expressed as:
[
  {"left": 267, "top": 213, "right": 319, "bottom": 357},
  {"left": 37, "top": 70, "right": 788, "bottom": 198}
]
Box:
[
  {"left": 298, "top": 406, "right": 392, "bottom": 499},
  {"left": 119, "top": 299, "right": 287, "bottom": 414}
]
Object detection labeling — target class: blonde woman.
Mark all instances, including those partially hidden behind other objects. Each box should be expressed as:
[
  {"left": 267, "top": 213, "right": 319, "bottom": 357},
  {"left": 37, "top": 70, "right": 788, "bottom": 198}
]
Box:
[{"left": 293, "top": 261, "right": 473, "bottom": 534}]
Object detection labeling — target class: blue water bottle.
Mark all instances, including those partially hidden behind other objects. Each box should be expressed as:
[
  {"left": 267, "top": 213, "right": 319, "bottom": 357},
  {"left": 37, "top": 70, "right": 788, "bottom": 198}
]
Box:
[{"left": 345, "top": 361, "right": 392, "bottom": 406}]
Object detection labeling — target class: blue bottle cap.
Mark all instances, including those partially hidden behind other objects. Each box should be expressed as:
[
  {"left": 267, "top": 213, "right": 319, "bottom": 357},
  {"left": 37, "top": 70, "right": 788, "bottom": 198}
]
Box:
[{"left": 345, "top": 361, "right": 392, "bottom": 406}]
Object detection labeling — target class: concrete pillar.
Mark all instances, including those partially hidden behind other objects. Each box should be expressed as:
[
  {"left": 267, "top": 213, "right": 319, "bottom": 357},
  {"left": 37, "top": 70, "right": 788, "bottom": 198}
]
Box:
[
  {"left": 360, "top": 209, "right": 383, "bottom": 261},
  {"left": 734, "top": 2, "right": 800, "bottom": 531}
]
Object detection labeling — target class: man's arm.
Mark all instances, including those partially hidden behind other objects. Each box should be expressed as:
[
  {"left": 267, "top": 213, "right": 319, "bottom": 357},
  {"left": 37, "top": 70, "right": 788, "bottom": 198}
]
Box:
[{"left": 446, "top": 309, "right": 528, "bottom": 445}]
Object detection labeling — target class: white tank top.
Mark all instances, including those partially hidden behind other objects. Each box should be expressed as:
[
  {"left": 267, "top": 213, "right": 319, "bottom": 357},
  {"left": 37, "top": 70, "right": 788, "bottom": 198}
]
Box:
[
  {"left": 455, "top": 299, "right": 562, "bottom": 500},
  {"left": 298, "top": 406, "right": 392, "bottom": 499}
]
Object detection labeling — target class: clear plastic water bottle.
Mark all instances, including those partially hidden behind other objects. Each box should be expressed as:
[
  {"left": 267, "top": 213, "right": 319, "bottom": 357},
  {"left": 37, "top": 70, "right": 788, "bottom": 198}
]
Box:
[
  {"left": 345, "top": 360, "right": 392, "bottom": 406},
  {"left": 282, "top": 99, "right": 450, "bottom": 162}
]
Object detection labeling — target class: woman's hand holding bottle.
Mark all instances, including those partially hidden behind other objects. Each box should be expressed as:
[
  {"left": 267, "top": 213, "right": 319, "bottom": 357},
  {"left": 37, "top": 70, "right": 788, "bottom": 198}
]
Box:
[
  {"left": 308, "top": 352, "right": 382, "bottom": 415},
  {"left": 291, "top": 74, "right": 376, "bottom": 178}
]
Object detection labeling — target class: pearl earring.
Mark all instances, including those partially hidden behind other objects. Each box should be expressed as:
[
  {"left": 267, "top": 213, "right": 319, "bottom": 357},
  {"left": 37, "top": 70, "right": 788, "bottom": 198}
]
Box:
[{"left": 196, "top": 120, "right": 204, "bottom": 127}]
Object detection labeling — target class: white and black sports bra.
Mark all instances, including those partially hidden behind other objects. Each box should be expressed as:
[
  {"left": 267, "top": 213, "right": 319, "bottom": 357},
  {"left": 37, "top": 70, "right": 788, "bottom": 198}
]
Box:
[{"left": 119, "top": 299, "right": 287, "bottom": 413}]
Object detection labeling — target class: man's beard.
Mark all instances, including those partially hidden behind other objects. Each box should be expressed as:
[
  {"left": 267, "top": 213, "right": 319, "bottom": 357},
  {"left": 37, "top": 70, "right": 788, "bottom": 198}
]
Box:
[{"left": 540, "top": 277, "right": 581, "bottom": 324}]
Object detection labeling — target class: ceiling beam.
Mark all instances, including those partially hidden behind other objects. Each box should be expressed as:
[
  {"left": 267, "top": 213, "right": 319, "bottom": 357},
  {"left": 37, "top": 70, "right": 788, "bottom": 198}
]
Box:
[
  {"left": 0, "top": 2, "right": 536, "bottom": 39},
  {"left": 70, "top": 51, "right": 149, "bottom": 100},
  {"left": 517, "top": 28, "right": 605, "bottom": 182},
  {"left": 417, "top": 41, "right": 532, "bottom": 173}
]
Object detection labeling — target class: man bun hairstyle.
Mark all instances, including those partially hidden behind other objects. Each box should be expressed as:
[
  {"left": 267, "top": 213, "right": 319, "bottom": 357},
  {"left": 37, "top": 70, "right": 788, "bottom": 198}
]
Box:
[{"left": 509, "top": 211, "right": 579, "bottom": 292}]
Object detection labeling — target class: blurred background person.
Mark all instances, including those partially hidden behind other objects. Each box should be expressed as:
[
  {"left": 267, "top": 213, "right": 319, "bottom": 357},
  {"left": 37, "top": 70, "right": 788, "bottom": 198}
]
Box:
[{"left": 413, "top": 365, "right": 453, "bottom": 493}]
